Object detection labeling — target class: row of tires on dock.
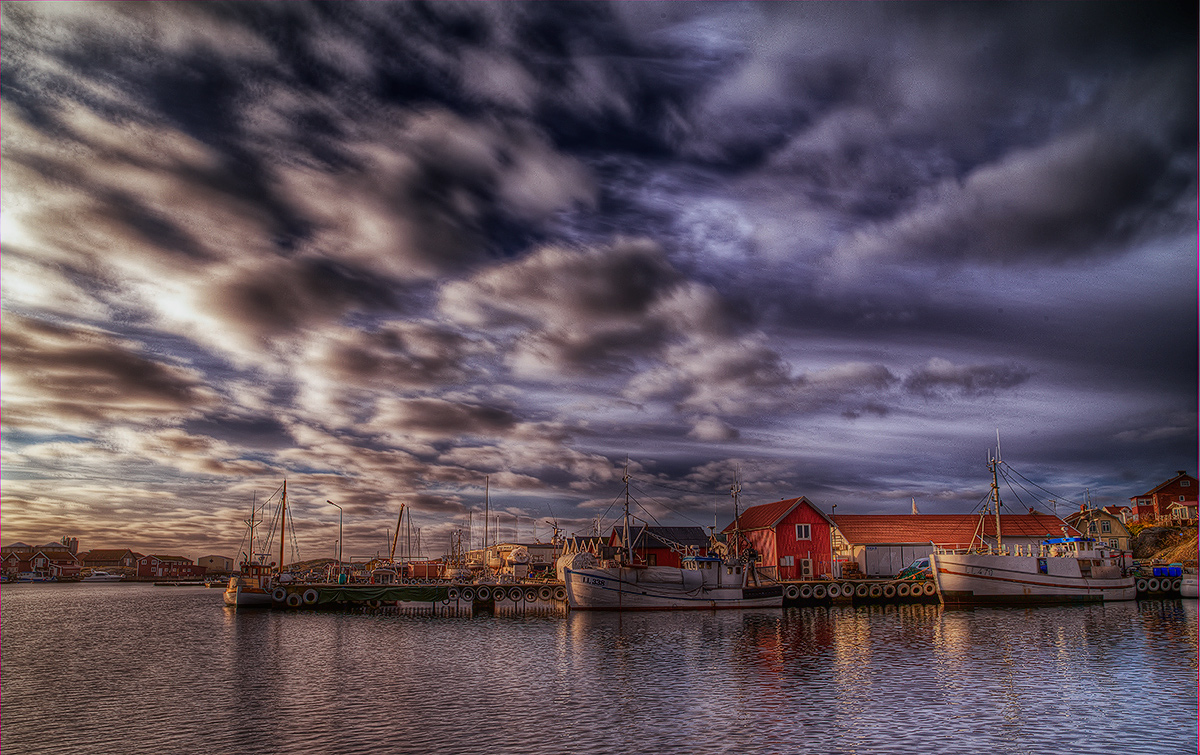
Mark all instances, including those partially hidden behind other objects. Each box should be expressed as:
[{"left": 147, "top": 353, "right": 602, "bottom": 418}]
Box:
[
  {"left": 1136, "top": 576, "right": 1184, "bottom": 594},
  {"left": 447, "top": 584, "right": 567, "bottom": 603},
  {"left": 783, "top": 580, "right": 937, "bottom": 603}
]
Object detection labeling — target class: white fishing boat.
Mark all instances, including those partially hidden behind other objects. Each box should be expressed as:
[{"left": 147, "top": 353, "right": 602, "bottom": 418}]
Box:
[
  {"left": 563, "top": 468, "right": 783, "bottom": 611},
  {"left": 930, "top": 447, "right": 1135, "bottom": 606},
  {"left": 82, "top": 570, "right": 125, "bottom": 582},
  {"left": 1179, "top": 572, "right": 1199, "bottom": 599}
]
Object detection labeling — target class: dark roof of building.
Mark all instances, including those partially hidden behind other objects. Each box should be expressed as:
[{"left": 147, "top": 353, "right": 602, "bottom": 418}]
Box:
[
  {"left": 832, "top": 513, "right": 1078, "bottom": 547},
  {"left": 1136, "top": 472, "right": 1197, "bottom": 498},
  {"left": 612, "top": 526, "right": 710, "bottom": 550},
  {"left": 720, "top": 497, "right": 834, "bottom": 533},
  {"left": 146, "top": 555, "right": 193, "bottom": 563},
  {"left": 80, "top": 549, "right": 138, "bottom": 561}
]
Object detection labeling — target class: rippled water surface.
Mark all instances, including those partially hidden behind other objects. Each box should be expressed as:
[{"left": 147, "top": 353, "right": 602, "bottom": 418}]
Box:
[{"left": 3, "top": 583, "right": 1196, "bottom": 754}]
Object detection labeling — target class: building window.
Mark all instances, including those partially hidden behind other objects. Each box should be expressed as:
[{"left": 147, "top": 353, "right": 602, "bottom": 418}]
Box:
[
  {"left": 795, "top": 524, "right": 811, "bottom": 540},
  {"left": 1088, "top": 522, "right": 1097, "bottom": 533},
  {"left": 1100, "top": 521, "right": 1111, "bottom": 534},
  {"left": 1182, "top": 480, "right": 1191, "bottom": 487},
  {"left": 1181, "top": 496, "right": 1187, "bottom": 502},
  {"left": 1107, "top": 539, "right": 1118, "bottom": 549}
]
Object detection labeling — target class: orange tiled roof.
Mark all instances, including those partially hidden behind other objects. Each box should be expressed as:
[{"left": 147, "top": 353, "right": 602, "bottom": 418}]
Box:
[{"left": 833, "top": 513, "right": 1078, "bottom": 547}]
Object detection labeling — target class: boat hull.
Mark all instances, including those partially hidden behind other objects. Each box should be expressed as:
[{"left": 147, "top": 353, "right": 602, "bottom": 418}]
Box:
[
  {"left": 1180, "top": 574, "right": 1199, "bottom": 599},
  {"left": 564, "top": 567, "right": 782, "bottom": 610},
  {"left": 931, "top": 552, "right": 1135, "bottom": 606},
  {"left": 223, "top": 585, "right": 274, "bottom": 607}
]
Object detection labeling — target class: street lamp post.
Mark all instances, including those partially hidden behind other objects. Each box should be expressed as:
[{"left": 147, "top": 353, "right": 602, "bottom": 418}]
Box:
[{"left": 327, "top": 500, "right": 343, "bottom": 564}]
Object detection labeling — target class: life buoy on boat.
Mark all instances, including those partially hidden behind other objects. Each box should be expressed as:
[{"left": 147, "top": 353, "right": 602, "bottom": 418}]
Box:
[
  {"left": 883, "top": 584, "right": 897, "bottom": 599},
  {"left": 285, "top": 592, "right": 302, "bottom": 608},
  {"left": 855, "top": 583, "right": 869, "bottom": 598},
  {"left": 826, "top": 583, "right": 840, "bottom": 598},
  {"left": 475, "top": 586, "right": 492, "bottom": 601},
  {"left": 1172, "top": 578, "right": 1182, "bottom": 592},
  {"left": 923, "top": 581, "right": 937, "bottom": 596},
  {"left": 812, "top": 584, "right": 828, "bottom": 600},
  {"left": 460, "top": 587, "right": 476, "bottom": 602},
  {"left": 538, "top": 586, "right": 554, "bottom": 602},
  {"left": 1136, "top": 578, "right": 1148, "bottom": 592},
  {"left": 448, "top": 586, "right": 461, "bottom": 601},
  {"left": 509, "top": 586, "right": 524, "bottom": 602},
  {"left": 869, "top": 584, "right": 883, "bottom": 599},
  {"left": 1147, "top": 578, "right": 1160, "bottom": 592},
  {"left": 897, "top": 583, "right": 911, "bottom": 598},
  {"left": 302, "top": 589, "right": 319, "bottom": 605},
  {"left": 553, "top": 586, "right": 567, "bottom": 601},
  {"left": 784, "top": 584, "right": 800, "bottom": 600},
  {"left": 798, "top": 584, "right": 814, "bottom": 600},
  {"left": 524, "top": 587, "right": 538, "bottom": 602},
  {"left": 272, "top": 587, "right": 288, "bottom": 603}
]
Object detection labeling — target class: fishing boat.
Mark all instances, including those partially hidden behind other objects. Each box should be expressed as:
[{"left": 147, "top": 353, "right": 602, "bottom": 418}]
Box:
[
  {"left": 82, "top": 570, "right": 125, "bottom": 582},
  {"left": 224, "top": 482, "right": 291, "bottom": 608},
  {"left": 1180, "top": 572, "right": 1199, "bottom": 599},
  {"left": 930, "top": 447, "right": 1135, "bottom": 606},
  {"left": 563, "top": 468, "right": 783, "bottom": 611}
]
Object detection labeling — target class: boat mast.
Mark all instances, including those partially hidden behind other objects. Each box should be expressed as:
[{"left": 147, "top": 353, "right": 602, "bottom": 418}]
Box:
[
  {"left": 484, "top": 475, "right": 490, "bottom": 550},
  {"left": 389, "top": 503, "right": 406, "bottom": 561},
  {"left": 990, "top": 441, "right": 1003, "bottom": 553},
  {"left": 731, "top": 468, "right": 742, "bottom": 559},
  {"left": 279, "top": 480, "right": 287, "bottom": 573},
  {"left": 623, "top": 459, "right": 632, "bottom": 563}
]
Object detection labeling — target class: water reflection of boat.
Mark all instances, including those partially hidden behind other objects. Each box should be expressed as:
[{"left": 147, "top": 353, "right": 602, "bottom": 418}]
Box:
[
  {"left": 564, "top": 468, "right": 783, "bottom": 611},
  {"left": 931, "top": 448, "right": 1135, "bottom": 606},
  {"left": 82, "top": 570, "right": 125, "bottom": 582}
]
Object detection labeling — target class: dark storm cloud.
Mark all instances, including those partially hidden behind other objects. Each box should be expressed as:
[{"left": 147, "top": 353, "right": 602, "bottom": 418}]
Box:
[
  {"left": 903, "top": 359, "right": 1033, "bottom": 398},
  {"left": 0, "top": 313, "right": 217, "bottom": 430},
  {"left": 441, "top": 238, "right": 738, "bottom": 376},
  {"left": 371, "top": 398, "right": 518, "bottom": 438}
]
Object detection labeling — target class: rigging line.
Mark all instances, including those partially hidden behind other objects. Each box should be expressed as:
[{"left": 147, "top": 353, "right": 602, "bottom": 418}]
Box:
[
  {"left": 627, "top": 482, "right": 708, "bottom": 529},
  {"left": 1000, "top": 461, "right": 1083, "bottom": 506},
  {"left": 997, "top": 467, "right": 1058, "bottom": 514},
  {"left": 626, "top": 492, "right": 664, "bottom": 527},
  {"left": 638, "top": 478, "right": 728, "bottom": 497}
]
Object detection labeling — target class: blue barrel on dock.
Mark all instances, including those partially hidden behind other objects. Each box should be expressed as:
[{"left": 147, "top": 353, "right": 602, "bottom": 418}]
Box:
[
  {"left": 1153, "top": 567, "right": 1166, "bottom": 577},
  {"left": 1169, "top": 564, "right": 1183, "bottom": 578}
]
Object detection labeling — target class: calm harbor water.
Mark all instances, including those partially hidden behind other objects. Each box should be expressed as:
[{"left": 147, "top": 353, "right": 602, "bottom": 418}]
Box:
[{"left": 2, "top": 583, "right": 1196, "bottom": 755}]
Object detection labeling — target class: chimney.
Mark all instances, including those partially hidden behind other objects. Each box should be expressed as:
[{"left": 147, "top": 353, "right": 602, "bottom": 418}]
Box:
[
  {"left": 1029, "top": 507, "right": 1036, "bottom": 515},
  {"left": 1178, "top": 471, "right": 1187, "bottom": 477}
]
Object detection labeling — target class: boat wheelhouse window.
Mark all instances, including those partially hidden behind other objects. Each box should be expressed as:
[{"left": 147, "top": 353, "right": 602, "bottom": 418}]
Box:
[{"left": 795, "top": 524, "right": 811, "bottom": 540}]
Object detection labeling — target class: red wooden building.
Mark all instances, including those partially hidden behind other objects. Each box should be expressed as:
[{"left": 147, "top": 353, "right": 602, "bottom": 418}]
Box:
[
  {"left": 1131, "top": 471, "right": 1197, "bottom": 522},
  {"left": 2, "top": 549, "right": 82, "bottom": 579},
  {"left": 136, "top": 555, "right": 206, "bottom": 579},
  {"left": 721, "top": 497, "right": 835, "bottom": 580}
]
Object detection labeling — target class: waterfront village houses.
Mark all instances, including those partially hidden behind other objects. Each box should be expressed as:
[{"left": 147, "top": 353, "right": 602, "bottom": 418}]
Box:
[
  {"left": 79, "top": 549, "right": 142, "bottom": 569},
  {"left": 721, "top": 497, "right": 835, "bottom": 581},
  {"left": 136, "top": 554, "right": 206, "bottom": 579},
  {"left": 1130, "top": 471, "right": 1197, "bottom": 522},
  {"left": 1, "top": 539, "right": 82, "bottom": 578},
  {"left": 831, "top": 513, "right": 1083, "bottom": 578},
  {"left": 1064, "top": 507, "right": 1132, "bottom": 553},
  {"left": 608, "top": 526, "right": 711, "bottom": 568}
]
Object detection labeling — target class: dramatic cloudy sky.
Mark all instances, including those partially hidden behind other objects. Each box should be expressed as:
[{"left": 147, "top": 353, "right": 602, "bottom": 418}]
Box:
[{"left": 2, "top": 2, "right": 1195, "bottom": 561}]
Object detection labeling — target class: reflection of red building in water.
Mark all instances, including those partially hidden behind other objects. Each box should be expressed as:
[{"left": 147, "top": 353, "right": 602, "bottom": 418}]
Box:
[{"left": 722, "top": 497, "right": 835, "bottom": 581}]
